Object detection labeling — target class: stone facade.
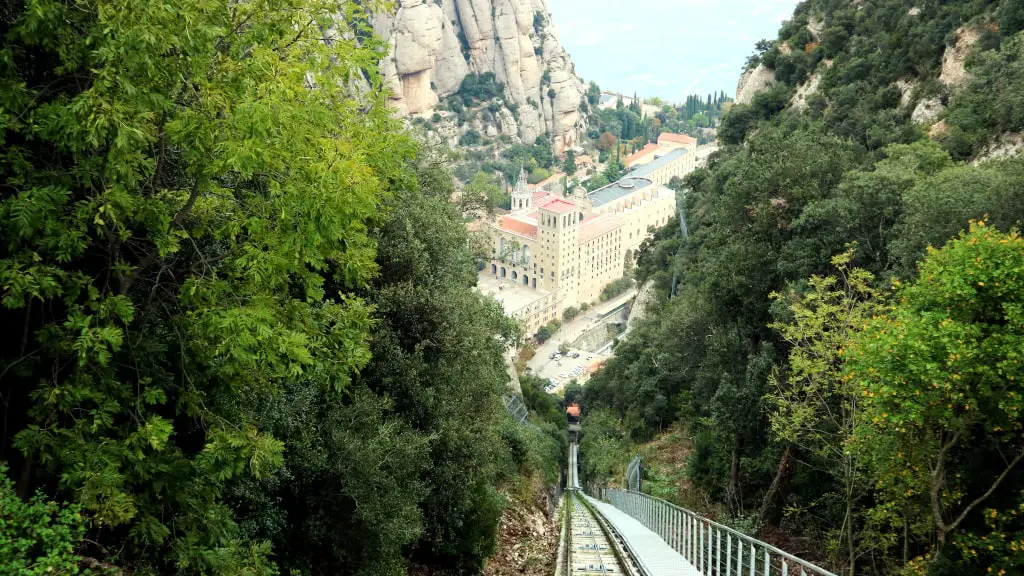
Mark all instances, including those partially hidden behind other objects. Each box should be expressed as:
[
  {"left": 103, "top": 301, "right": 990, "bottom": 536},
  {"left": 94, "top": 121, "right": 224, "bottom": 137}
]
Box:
[{"left": 480, "top": 170, "right": 676, "bottom": 335}]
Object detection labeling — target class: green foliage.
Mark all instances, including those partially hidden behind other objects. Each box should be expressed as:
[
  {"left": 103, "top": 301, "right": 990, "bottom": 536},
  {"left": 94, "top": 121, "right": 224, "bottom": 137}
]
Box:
[
  {"left": 578, "top": 410, "right": 628, "bottom": 486},
  {"left": 460, "top": 129, "right": 482, "bottom": 146},
  {"left": 563, "top": 306, "right": 580, "bottom": 321},
  {"left": 580, "top": 2, "right": 1024, "bottom": 574},
  {"left": 563, "top": 150, "right": 577, "bottom": 175},
  {"left": 1, "top": 467, "right": 90, "bottom": 575},
  {"left": 0, "top": 1, "right": 408, "bottom": 571},
  {"left": 766, "top": 251, "right": 885, "bottom": 569},
  {"left": 456, "top": 72, "right": 505, "bottom": 106},
  {"left": 850, "top": 223, "right": 1024, "bottom": 567},
  {"left": 528, "top": 167, "right": 552, "bottom": 184},
  {"left": 890, "top": 157, "right": 1024, "bottom": 277},
  {"left": 944, "top": 32, "right": 1024, "bottom": 159},
  {"left": 718, "top": 104, "right": 758, "bottom": 145},
  {"left": 0, "top": 2, "right": 535, "bottom": 575},
  {"left": 600, "top": 277, "right": 634, "bottom": 301},
  {"left": 602, "top": 158, "right": 625, "bottom": 183},
  {"left": 461, "top": 171, "right": 509, "bottom": 213},
  {"left": 584, "top": 174, "right": 610, "bottom": 192},
  {"left": 535, "top": 319, "right": 562, "bottom": 343}
]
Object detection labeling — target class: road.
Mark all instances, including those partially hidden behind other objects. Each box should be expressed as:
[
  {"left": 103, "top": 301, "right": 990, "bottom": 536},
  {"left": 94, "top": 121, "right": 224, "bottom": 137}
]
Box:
[{"left": 525, "top": 289, "right": 636, "bottom": 391}]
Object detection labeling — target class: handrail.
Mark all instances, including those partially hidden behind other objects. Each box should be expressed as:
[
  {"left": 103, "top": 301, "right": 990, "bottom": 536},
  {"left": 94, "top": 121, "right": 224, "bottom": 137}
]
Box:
[{"left": 600, "top": 488, "right": 838, "bottom": 576}]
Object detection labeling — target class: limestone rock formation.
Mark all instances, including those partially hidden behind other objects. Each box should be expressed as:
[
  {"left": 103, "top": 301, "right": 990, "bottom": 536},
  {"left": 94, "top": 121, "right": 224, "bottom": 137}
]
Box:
[
  {"left": 939, "top": 25, "right": 982, "bottom": 87},
  {"left": 735, "top": 64, "right": 777, "bottom": 105},
  {"left": 790, "top": 72, "right": 822, "bottom": 110},
  {"left": 973, "top": 132, "right": 1024, "bottom": 165},
  {"left": 373, "top": 0, "right": 587, "bottom": 153},
  {"left": 911, "top": 97, "right": 945, "bottom": 125},
  {"left": 895, "top": 79, "right": 918, "bottom": 109}
]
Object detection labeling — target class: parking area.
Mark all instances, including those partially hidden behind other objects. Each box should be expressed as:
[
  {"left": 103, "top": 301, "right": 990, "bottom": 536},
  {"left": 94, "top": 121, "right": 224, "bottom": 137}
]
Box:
[{"left": 530, "top": 346, "right": 608, "bottom": 393}]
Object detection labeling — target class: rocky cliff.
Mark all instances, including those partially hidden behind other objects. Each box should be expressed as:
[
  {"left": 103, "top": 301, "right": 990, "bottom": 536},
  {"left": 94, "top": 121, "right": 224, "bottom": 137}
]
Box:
[{"left": 372, "top": 0, "right": 586, "bottom": 152}]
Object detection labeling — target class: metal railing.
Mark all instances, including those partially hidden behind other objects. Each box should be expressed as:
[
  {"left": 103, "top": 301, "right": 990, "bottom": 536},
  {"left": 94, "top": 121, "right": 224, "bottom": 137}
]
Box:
[
  {"left": 503, "top": 394, "right": 529, "bottom": 425},
  {"left": 600, "top": 488, "right": 838, "bottom": 576}
]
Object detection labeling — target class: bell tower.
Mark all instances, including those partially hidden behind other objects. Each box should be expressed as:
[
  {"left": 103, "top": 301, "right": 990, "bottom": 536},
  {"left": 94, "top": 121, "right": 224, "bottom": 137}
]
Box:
[{"left": 511, "top": 166, "right": 532, "bottom": 212}]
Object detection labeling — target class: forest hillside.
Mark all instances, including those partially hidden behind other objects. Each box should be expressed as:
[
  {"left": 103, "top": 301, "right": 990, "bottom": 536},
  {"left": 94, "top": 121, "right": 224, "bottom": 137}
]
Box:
[{"left": 580, "top": 1, "right": 1024, "bottom": 575}]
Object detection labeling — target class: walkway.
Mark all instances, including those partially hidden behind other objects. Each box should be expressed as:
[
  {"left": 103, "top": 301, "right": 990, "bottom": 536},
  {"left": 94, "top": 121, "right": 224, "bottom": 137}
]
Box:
[{"left": 581, "top": 493, "right": 702, "bottom": 576}]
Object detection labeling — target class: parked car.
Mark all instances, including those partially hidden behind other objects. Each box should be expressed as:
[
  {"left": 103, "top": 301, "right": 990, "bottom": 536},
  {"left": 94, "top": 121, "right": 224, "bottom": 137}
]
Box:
[{"left": 571, "top": 352, "right": 581, "bottom": 358}]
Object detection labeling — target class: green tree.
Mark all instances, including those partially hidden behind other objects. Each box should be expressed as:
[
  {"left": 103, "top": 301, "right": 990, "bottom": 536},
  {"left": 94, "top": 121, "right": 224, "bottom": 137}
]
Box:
[
  {"left": 461, "top": 171, "right": 509, "bottom": 213},
  {"left": 603, "top": 157, "right": 624, "bottom": 183},
  {"left": 1, "top": 1, "right": 411, "bottom": 571},
  {"left": 587, "top": 82, "right": 602, "bottom": 106},
  {"left": 766, "top": 250, "right": 884, "bottom": 574},
  {"left": 563, "top": 150, "right": 577, "bottom": 175},
  {"left": 579, "top": 410, "right": 628, "bottom": 486},
  {"left": 850, "top": 223, "right": 1024, "bottom": 566}
]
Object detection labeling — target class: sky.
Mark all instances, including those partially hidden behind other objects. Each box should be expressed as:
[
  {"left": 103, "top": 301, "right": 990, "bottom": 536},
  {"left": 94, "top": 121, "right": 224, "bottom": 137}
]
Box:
[{"left": 546, "top": 0, "right": 802, "bottom": 103}]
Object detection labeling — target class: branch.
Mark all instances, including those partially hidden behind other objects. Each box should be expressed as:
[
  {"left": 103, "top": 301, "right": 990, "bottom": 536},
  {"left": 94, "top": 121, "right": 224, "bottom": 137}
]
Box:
[
  {"left": 946, "top": 448, "right": 1024, "bottom": 535},
  {"left": 118, "top": 181, "right": 201, "bottom": 296},
  {"left": 930, "top": 430, "right": 961, "bottom": 532}
]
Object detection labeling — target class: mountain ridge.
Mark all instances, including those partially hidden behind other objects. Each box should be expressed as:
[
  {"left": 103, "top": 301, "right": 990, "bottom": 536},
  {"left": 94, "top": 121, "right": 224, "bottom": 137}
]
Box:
[{"left": 372, "top": 0, "right": 587, "bottom": 152}]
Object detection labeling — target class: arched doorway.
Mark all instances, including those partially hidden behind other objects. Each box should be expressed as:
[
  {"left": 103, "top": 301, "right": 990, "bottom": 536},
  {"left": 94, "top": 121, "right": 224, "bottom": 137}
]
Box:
[
  {"left": 512, "top": 271, "right": 518, "bottom": 281},
  {"left": 500, "top": 267, "right": 506, "bottom": 278},
  {"left": 523, "top": 274, "right": 529, "bottom": 286},
  {"left": 491, "top": 263, "right": 497, "bottom": 275}
]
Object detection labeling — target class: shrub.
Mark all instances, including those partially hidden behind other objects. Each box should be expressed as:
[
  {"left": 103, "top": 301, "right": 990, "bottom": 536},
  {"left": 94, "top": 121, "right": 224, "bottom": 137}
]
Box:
[
  {"left": 0, "top": 466, "right": 90, "bottom": 575},
  {"left": 535, "top": 319, "right": 562, "bottom": 343},
  {"left": 600, "top": 277, "right": 634, "bottom": 301}
]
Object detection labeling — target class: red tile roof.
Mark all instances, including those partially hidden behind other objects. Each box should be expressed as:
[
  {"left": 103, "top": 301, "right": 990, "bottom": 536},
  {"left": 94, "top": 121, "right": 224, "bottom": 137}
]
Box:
[
  {"left": 499, "top": 216, "right": 538, "bottom": 238},
  {"left": 625, "top": 143, "right": 660, "bottom": 166},
  {"left": 658, "top": 132, "right": 697, "bottom": 145},
  {"left": 539, "top": 198, "right": 578, "bottom": 214},
  {"left": 532, "top": 190, "right": 556, "bottom": 204}
]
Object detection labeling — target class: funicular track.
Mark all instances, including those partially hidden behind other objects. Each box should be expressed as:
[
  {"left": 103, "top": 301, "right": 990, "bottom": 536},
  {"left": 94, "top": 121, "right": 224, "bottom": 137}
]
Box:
[{"left": 568, "top": 493, "right": 627, "bottom": 575}]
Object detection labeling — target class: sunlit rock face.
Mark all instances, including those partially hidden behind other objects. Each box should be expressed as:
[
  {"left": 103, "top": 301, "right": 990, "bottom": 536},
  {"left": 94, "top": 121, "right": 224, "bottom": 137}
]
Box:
[{"left": 373, "top": 0, "right": 587, "bottom": 152}]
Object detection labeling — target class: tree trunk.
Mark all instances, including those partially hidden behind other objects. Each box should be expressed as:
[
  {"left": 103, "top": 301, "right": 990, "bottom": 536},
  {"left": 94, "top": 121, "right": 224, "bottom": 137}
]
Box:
[
  {"left": 15, "top": 454, "right": 32, "bottom": 499},
  {"left": 847, "top": 485, "right": 856, "bottom": 576},
  {"left": 727, "top": 437, "right": 742, "bottom": 512},
  {"left": 758, "top": 444, "right": 795, "bottom": 528}
]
